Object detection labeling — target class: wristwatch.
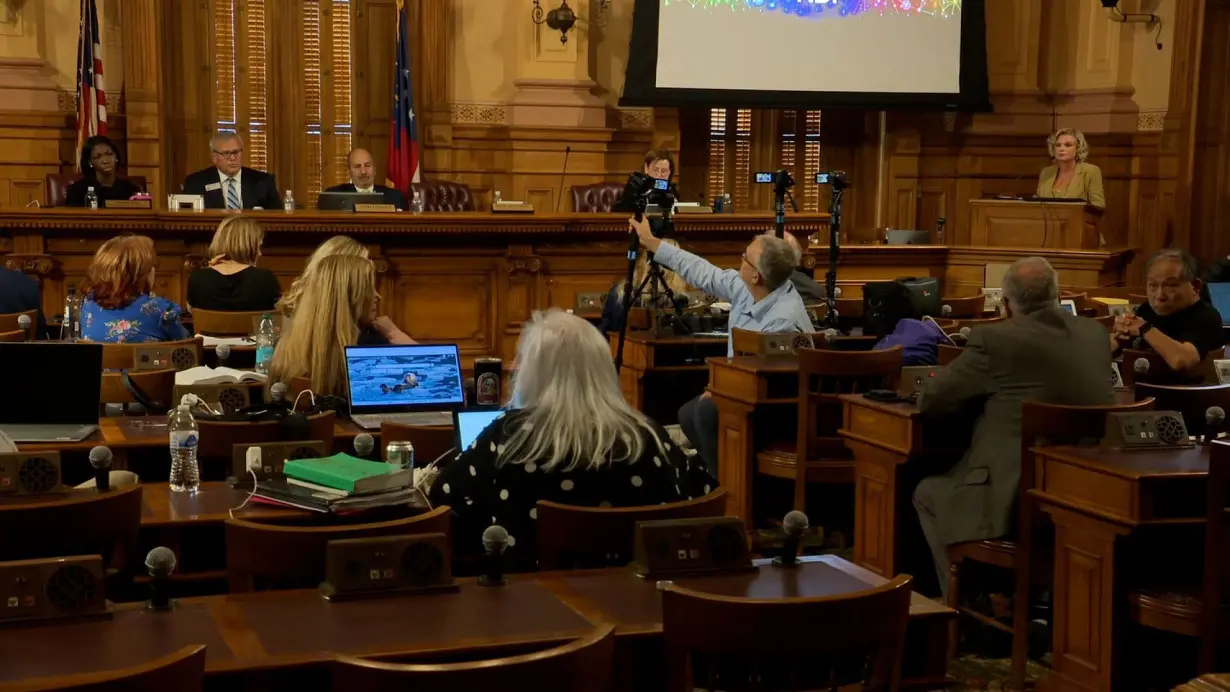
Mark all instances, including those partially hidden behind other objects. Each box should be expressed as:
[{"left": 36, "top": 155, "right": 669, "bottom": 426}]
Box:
[{"left": 1138, "top": 321, "right": 1154, "bottom": 337}]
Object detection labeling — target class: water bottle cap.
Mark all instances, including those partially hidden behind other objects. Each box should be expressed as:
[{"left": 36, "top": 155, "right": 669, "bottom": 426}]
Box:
[{"left": 177, "top": 404, "right": 190, "bottom": 411}]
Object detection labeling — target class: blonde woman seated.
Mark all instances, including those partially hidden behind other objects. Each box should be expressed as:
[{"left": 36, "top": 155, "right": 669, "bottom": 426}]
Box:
[
  {"left": 269, "top": 254, "right": 387, "bottom": 398},
  {"left": 187, "top": 215, "right": 280, "bottom": 312},
  {"left": 275, "top": 235, "right": 414, "bottom": 345},
  {"left": 599, "top": 237, "right": 691, "bottom": 334},
  {"left": 429, "top": 309, "right": 716, "bottom": 570},
  {"left": 80, "top": 234, "right": 189, "bottom": 343},
  {"left": 1037, "top": 128, "right": 1105, "bottom": 209}
]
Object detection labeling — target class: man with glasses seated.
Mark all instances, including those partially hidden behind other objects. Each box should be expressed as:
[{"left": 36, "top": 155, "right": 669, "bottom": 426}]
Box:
[{"left": 181, "top": 131, "right": 281, "bottom": 210}]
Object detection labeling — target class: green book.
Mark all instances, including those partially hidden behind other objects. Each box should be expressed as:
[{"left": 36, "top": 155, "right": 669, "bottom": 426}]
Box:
[{"left": 282, "top": 453, "right": 413, "bottom": 494}]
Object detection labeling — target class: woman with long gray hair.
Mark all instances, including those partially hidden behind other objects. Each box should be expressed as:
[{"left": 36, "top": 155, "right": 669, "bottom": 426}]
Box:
[{"left": 430, "top": 308, "right": 714, "bottom": 569}]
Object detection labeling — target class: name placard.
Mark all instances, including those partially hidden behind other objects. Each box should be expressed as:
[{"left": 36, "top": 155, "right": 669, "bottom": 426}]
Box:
[
  {"left": 106, "top": 200, "right": 153, "bottom": 209},
  {"left": 353, "top": 203, "right": 398, "bottom": 213}
]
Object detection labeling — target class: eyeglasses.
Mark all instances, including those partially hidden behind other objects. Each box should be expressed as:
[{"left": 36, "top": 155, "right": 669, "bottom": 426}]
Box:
[
  {"left": 741, "top": 253, "right": 758, "bottom": 273},
  {"left": 213, "top": 149, "right": 244, "bottom": 160}
]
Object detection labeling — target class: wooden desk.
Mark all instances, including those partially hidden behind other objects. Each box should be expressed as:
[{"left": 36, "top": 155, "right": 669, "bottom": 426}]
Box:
[
  {"left": 610, "top": 332, "right": 727, "bottom": 424},
  {"left": 0, "top": 556, "right": 953, "bottom": 691},
  {"left": 705, "top": 356, "right": 800, "bottom": 523},
  {"left": 1031, "top": 444, "right": 1208, "bottom": 692}
]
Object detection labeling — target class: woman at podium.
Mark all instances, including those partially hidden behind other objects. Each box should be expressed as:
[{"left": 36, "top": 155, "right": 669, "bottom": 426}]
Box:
[{"left": 1036, "top": 128, "right": 1105, "bottom": 208}]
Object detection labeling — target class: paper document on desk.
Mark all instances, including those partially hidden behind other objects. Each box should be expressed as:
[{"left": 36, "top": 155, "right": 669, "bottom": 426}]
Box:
[
  {"left": 175, "top": 366, "right": 267, "bottom": 386},
  {"left": 198, "top": 335, "right": 255, "bottom": 347}
]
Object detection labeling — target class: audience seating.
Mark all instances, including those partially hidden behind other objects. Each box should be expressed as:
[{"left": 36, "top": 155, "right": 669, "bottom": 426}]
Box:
[
  {"left": 380, "top": 422, "right": 453, "bottom": 467},
  {"left": 15, "top": 644, "right": 206, "bottom": 692},
  {"left": 1133, "top": 383, "right": 1230, "bottom": 436},
  {"left": 0, "top": 309, "right": 38, "bottom": 340},
  {"left": 570, "top": 182, "right": 625, "bottom": 213},
  {"left": 199, "top": 411, "right": 336, "bottom": 481},
  {"left": 189, "top": 308, "right": 268, "bottom": 337},
  {"left": 99, "top": 369, "right": 177, "bottom": 413},
  {"left": 45, "top": 173, "right": 148, "bottom": 207},
  {"left": 936, "top": 343, "right": 963, "bottom": 366},
  {"left": 0, "top": 329, "right": 24, "bottom": 343},
  {"left": 225, "top": 506, "right": 451, "bottom": 592},
  {"left": 0, "top": 485, "right": 143, "bottom": 576},
  {"left": 100, "top": 337, "right": 204, "bottom": 371},
  {"left": 946, "top": 398, "right": 1155, "bottom": 690},
  {"left": 759, "top": 346, "right": 903, "bottom": 512},
  {"left": 661, "top": 574, "right": 913, "bottom": 691},
  {"left": 409, "top": 181, "right": 475, "bottom": 212},
  {"left": 940, "top": 295, "right": 987, "bottom": 319},
  {"left": 535, "top": 489, "right": 727, "bottom": 570},
  {"left": 331, "top": 624, "right": 615, "bottom": 692}
]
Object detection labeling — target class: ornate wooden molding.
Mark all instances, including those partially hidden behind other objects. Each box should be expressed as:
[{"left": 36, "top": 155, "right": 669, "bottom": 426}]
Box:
[
  {"left": 2, "top": 254, "right": 56, "bottom": 277},
  {"left": 505, "top": 256, "right": 543, "bottom": 274}
]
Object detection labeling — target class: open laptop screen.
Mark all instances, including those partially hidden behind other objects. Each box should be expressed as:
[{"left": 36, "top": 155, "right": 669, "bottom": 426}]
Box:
[
  {"left": 454, "top": 409, "right": 506, "bottom": 451},
  {"left": 0, "top": 343, "right": 102, "bottom": 425},
  {"left": 345, "top": 344, "right": 465, "bottom": 413},
  {"left": 1209, "top": 284, "right": 1230, "bottom": 326}
]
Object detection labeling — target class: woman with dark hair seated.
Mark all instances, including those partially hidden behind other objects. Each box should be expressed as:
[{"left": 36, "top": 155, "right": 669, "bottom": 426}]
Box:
[{"left": 66, "top": 135, "right": 141, "bottom": 207}]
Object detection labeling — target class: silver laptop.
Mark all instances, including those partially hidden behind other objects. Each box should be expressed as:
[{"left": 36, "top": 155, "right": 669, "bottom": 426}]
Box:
[
  {"left": 345, "top": 344, "right": 465, "bottom": 430},
  {"left": 0, "top": 343, "right": 101, "bottom": 443}
]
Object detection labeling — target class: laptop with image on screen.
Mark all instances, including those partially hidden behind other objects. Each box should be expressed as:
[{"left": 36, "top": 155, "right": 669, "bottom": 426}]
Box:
[
  {"left": 453, "top": 409, "right": 506, "bottom": 453},
  {"left": 344, "top": 344, "right": 466, "bottom": 430},
  {"left": 1208, "top": 283, "right": 1230, "bottom": 326},
  {"left": 0, "top": 342, "right": 101, "bottom": 443}
]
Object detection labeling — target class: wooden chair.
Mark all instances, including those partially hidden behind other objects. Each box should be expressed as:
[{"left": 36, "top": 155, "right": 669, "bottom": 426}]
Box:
[
  {"left": 0, "top": 485, "right": 143, "bottom": 575},
  {"left": 188, "top": 308, "right": 270, "bottom": 337},
  {"left": 14, "top": 644, "right": 206, "bottom": 692},
  {"left": 940, "top": 295, "right": 988, "bottom": 319},
  {"left": 1133, "top": 383, "right": 1230, "bottom": 437},
  {"left": 0, "top": 329, "right": 24, "bottom": 342},
  {"left": 759, "top": 346, "right": 903, "bottom": 513},
  {"left": 331, "top": 624, "right": 614, "bottom": 691},
  {"left": 199, "top": 411, "right": 336, "bottom": 481},
  {"left": 225, "top": 506, "right": 451, "bottom": 592},
  {"left": 535, "top": 489, "right": 728, "bottom": 570},
  {"left": 380, "top": 422, "right": 454, "bottom": 467},
  {"left": 99, "top": 337, "right": 204, "bottom": 371},
  {"left": 1201, "top": 440, "right": 1230, "bottom": 672},
  {"left": 1121, "top": 348, "right": 1216, "bottom": 387},
  {"left": 0, "top": 309, "right": 38, "bottom": 340},
  {"left": 945, "top": 398, "right": 1156, "bottom": 690},
  {"left": 661, "top": 574, "right": 913, "bottom": 692},
  {"left": 948, "top": 315, "right": 1006, "bottom": 332},
  {"left": 100, "top": 369, "right": 177, "bottom": 413},
  {"left": 936, "top": 343, "right": 964, "bottom": 366}
]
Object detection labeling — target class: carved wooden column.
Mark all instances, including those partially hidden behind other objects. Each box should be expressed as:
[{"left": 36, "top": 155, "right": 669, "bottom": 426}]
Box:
[
  {"left": 409, "top": 0, "right": 454, "bottom": 172},
  {"left": 971, "top": 0, "right": 1049, "bottom": 133},
  {"left": 1042, "top": 0, "right": 1138, "bottom": 133},
  {"left": 120, "top": 0, "right": 165, "bottom": 198}
]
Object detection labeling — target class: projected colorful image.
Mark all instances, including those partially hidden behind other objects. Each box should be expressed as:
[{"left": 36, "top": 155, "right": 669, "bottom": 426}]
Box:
[{"left": 664, "top": 0, "right": 961, "bottom": 20}]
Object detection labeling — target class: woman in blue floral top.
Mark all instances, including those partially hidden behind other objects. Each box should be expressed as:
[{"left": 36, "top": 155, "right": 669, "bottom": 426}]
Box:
[{"left": 80, "top": 234, "right": 189, "bottom": 343}]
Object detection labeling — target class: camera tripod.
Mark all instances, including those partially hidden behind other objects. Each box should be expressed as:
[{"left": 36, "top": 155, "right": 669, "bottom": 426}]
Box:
[
  {"left": 613, "top": 209, "right": 689, "bottom": 373},
  {"left": 822, "top": 177, "right": 848, "bottom": 331}
]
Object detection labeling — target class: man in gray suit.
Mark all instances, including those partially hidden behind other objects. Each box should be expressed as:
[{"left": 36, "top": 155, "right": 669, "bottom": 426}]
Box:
[{"left": 913, "top": 257, "right": 1113, "bottom": 595}]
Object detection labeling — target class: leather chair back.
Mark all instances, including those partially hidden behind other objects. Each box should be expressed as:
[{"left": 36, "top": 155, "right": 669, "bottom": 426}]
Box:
[
  {"left": 46, "top": 173, "right": 148, "bottom": 207},
  {"left": 571, "top": 182, "right": 625, "bottom": 212},
  {"left": 409, "top": 181, "right": 475, "bottom": 212}
]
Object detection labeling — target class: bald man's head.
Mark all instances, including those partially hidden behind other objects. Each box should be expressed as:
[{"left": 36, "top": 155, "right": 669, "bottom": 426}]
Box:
[
  {"left": 1002, "top": 256, "right": 1059, "bottom": 316},
  {"left": 347, "top": 148, "right": 376, "bottom": 189}
]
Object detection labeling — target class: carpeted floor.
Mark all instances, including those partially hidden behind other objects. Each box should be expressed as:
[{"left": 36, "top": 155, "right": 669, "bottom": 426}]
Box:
[{"left": 949, "top": 655, "right": 1048, "bottom": 690}]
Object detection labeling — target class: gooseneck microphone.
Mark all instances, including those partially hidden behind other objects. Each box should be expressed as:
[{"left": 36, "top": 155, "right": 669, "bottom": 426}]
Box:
[
  {"left": 1204, "top": 406, "right": 1226, "bottom": 444},
  {"left": 16, "top": 314, "right": 31, "bottom": 341},
  {"left": 88, "top": 445, "right": 112, "bottom": 492},
  {"left": 554, "top": 145, "right": 572, "bottom": 212},
  {"left": 773, "top": 511, "right": 809, "bottom": 568},
  {"left": 216, "top": 344, "right": 231, "bottom": 366},
  {"left": 144, "top": 546, "right": 177, "bottom": 611},
  {"left": 353, "top": 433, "right": 375, "bottom": 459},
  {"left": 479, "top": 525, "right": 510, "bottom": 587}
]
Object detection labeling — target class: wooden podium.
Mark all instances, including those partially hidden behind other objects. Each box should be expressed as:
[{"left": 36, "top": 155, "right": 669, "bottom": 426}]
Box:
[{"left": 968, "top": 198, "right": 1103, "bottom": 250}]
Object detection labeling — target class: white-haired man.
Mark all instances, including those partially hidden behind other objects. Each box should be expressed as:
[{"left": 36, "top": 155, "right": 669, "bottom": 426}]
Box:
[
  {"left": 182, "top": 132, "right": 281, "bottom": 210},
  {"left": 629, "top": 217, "right": 812, "bottom": 477}
]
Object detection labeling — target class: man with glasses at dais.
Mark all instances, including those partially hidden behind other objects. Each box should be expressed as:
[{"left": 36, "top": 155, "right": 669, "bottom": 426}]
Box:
[{"left": 181, "top": 131, "right": 281, "bottom": 211}]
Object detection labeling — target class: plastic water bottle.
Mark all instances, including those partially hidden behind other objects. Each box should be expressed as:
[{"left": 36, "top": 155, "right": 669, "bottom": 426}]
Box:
[
  {"left": 254, "top": 313, "right": 276, "bottom": 375},
  {"left": 168, "top": 405, "right": 200, "bottom": 493},
  {"left": 62, "top": 287, "right": 80, "bottom": 342},
  {"left": 723, "top": 193, "right": 733, "bottom": 213},
  {"left": 282, "top": 190, "right": 294, "bottom": 212},
  {"left": 411, "top": 190, "right": 424, "bottom": 214},
  {"left": 85, "top": 187, "right": 98, "bottom": 209}
]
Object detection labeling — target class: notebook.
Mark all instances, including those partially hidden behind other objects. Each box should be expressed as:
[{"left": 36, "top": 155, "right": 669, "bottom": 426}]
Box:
[
  {"left": 345, "top": 344, "right": 466, "bottom": 429},
  {"left": 453, "top": 409, "right": 506, "bottom": 452}
]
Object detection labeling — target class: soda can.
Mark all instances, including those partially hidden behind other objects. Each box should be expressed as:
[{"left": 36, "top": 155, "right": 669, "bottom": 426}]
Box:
[
  {"left": 474, "top": 357, "right": 503, "bottom": 406},
  {"left": 385, "top": 440, "right": 415, "bottom": 469}
]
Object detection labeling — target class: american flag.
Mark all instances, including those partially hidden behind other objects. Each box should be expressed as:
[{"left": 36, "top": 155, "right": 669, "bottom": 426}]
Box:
[
  {"left": 75, "top": 0, "right": 107, "bottom": 166},
  {"left": 385, "top": 0, "right": 420, "bottom": 192}
]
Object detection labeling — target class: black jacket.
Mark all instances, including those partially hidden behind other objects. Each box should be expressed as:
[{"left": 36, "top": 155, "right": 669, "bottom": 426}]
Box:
[
  {"left": 321, "top": 183, "right": 408, "bottom": 210},
  {"left": 0, "top": 268, "right": 47, "bottom": 338},
  {"left": 181, "top": 166, "right": 281, "bottom": 210}
]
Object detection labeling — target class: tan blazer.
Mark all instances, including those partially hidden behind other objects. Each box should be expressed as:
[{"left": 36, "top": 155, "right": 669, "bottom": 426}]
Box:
[{"left": 1036, "top": 161, "right": 1105, "bottom": 208}]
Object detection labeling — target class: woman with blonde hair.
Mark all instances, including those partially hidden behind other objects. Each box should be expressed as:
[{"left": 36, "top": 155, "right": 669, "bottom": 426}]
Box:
[
  {"left": 276, "top": 235, "right": 414, "bottom": 344},
  {"left": 268, "top": 254, "right": 380, "bottom": 397},
  {"left": 431, "top": 309, "right": 715, "bottom": 569},
  {"left": 1036, "top": 128, "right": 1105, "bottom": 209},
  {"left": 187, "top": 215, "right": 280, "bottom": 311},
  {"left": 599, "top": 237, "right": 691, "bottom": 333},
  {"left": 80, "top": 234, "right": 189, "bottom": 343}
]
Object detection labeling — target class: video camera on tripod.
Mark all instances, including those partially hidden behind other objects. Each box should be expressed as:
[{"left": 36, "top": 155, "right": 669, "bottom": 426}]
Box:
[
  {"left": 623, "top": 171, "right": 676, "bottom": 230},
  {"left": 815, "top": 171, "right": 849, "bottom": 190}
]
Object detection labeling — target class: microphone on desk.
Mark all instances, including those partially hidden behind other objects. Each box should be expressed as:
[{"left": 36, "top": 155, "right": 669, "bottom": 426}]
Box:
[
  {"left": 1204, "top": 406, "right": 1226, "bottom": 444},
  {"left": 88, "top": 445, "right": 112, "bottom": 492},
  {"left": 216, "top": 343, "right": 231, "bottom": 366},
  {"left": 16, "top": 314, "right": 31, "bottom": 341},
  {"left": 823, "top": 328, "right": 839, "bottom": 342},
  {"left": 353, "top": 432, "right": 375, "bottom": 459},
  {"left": 833, "top": 287, "right": 842, "bottom": 298},
  {"left": 144, "top": 547, "right": 177, "bottom": 611},
  {"left": 479, "top": 525, "right": 510, "bottom": 587},
  {"left": 1134, "top": 358, "right": 1151, "bottom": 375},
  {"left": 959, "top": 327, "right": 972, "bottom": 340},
  {"left": 941, "top": 304, "right": 953, "bottom": 317},
  {"left": 269, "top": 382, "right": 289, "bottom": 409},
  {"left": 773, "top": 511, "right": 809, "bottom": 568}
]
